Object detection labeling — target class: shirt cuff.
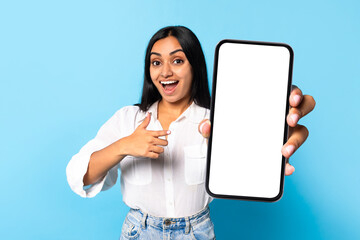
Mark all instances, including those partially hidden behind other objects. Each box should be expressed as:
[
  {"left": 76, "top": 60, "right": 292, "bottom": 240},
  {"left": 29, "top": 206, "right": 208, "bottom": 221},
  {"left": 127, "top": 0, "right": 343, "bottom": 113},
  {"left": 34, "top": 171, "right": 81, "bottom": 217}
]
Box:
[{"left": 66, "top": 150, "right": 117, "bottom": 198}]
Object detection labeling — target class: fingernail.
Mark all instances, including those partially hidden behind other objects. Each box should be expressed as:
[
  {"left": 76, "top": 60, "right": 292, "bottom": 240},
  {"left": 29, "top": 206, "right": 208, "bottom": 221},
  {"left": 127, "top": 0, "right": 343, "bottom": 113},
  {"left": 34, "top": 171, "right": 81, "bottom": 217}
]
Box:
[
  {"left": 167, "top": 130, "right": 171, "bottom": 134},
  {"left": 293, "top": 95, "right": 301, "bottom": 105},
  {"left": 200, "top": 121, "right": 207, "bottom": 133},
  {"left": 285, "top": 145, "right": 295, "bottom": 156},
  {"left": 290, "top": 114, "right": 300, "bottom": 125},
  {"left": 286, "top": 164, "right": 295, "bottom": 175}
]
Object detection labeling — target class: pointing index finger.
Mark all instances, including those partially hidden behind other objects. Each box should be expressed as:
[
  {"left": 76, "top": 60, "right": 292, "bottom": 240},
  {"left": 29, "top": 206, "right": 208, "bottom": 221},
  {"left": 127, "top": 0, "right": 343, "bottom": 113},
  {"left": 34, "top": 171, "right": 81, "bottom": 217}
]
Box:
[{"left": 149, "top": 130, "right": 171, "bottom": 137}]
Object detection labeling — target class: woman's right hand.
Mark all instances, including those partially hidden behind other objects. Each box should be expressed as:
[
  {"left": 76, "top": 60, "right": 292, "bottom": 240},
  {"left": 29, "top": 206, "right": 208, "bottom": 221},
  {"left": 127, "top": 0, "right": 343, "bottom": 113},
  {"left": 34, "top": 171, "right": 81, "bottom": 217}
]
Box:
[{"left": 120, "top": 113, "right": 170, "bottom": 159}]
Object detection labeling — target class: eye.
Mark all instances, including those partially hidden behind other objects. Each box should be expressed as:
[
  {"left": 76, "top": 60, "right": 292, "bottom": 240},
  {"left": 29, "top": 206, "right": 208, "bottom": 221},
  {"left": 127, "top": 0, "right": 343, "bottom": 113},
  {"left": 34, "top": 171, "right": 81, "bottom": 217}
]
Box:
[
  {"left": 151, "top": 60, "right": 161, "bottom": 66},
  {"left": 173, "top": 59, "right": 184, "bottom": 64}
]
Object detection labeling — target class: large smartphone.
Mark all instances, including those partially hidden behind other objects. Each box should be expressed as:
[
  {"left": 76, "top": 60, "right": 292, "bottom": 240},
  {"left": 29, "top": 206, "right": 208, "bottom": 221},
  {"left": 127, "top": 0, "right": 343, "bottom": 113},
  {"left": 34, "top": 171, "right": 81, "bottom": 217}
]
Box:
[{"left": 205, "top": 40, "right": 293, "bottom": 202}]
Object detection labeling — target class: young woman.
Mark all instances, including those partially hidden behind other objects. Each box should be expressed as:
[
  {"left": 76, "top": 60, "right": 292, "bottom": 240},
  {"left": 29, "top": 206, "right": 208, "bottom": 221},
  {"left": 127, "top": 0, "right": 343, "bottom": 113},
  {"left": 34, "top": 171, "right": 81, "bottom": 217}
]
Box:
[{"left": 66, "top": 26, "right": 315, "bottom": 239}]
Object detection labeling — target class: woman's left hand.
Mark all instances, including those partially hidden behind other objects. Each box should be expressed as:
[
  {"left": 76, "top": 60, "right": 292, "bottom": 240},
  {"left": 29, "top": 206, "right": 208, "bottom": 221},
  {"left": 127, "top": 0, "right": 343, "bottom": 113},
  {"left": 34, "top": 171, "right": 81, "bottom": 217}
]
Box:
[
  {"left": 281, "top": 85, "right": 315, "bottom": 175},
  {"left": 198, "top": 85, "right": 316, "bottom": 176}
]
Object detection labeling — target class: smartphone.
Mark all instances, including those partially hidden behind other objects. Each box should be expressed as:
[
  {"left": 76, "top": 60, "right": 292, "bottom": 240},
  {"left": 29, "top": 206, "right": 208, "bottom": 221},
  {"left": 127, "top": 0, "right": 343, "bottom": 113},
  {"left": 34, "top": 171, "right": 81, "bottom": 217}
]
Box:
[{"left": 205, "top": 39, "right": 293, "bottom": 202}]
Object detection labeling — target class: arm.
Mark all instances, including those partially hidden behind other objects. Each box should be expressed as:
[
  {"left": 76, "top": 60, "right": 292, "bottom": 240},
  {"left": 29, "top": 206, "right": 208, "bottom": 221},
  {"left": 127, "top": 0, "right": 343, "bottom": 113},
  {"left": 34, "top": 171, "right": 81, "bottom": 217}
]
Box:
[
  {"left": 83, "top": 112, "right": 170, "bottom": 186},
  {"left": 83, "top": 139, "right": 126, "bottom": 186}
]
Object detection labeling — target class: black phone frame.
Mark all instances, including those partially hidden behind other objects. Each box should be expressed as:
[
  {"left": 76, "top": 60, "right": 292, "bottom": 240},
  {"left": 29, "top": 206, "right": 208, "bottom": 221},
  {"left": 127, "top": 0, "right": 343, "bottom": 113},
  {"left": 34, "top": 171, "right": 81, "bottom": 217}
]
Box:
[{"left": 205, "top": 39, "right": 294, "bottom": 202}]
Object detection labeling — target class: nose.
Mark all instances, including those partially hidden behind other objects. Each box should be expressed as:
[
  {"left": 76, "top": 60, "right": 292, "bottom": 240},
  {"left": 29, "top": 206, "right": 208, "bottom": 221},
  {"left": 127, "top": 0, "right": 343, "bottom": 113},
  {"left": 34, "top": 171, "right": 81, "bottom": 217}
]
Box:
[{"left": 160, "top": 62, "right": 173, "bottom": 78}]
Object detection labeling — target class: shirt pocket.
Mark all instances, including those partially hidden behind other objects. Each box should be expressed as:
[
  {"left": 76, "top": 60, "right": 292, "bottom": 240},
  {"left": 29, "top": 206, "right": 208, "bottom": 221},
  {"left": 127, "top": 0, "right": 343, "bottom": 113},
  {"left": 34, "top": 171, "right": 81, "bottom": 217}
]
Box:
[
  {"left": 184, "top": 144, "right": 207, "bottom": 185},
  {"left": 120, "top": 156, "right": 152, "bottom": 185}
]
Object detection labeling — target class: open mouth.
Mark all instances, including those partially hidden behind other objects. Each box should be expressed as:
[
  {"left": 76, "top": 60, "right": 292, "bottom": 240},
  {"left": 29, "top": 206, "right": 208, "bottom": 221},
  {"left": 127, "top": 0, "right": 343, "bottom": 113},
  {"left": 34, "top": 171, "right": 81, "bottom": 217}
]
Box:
[{"left": 160, "top": 80, "right": 179, "bottom": 93}]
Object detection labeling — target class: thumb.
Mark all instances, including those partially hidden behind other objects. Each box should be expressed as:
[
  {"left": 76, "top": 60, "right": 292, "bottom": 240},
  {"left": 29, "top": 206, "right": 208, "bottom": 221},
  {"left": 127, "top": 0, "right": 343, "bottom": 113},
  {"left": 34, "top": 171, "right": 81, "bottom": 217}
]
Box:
[
  {"left": 139, "top": 112, "right": 151, "bottom": 129},
  {"left": 199, "top": 119, "right": 211, "bottom": 138}
]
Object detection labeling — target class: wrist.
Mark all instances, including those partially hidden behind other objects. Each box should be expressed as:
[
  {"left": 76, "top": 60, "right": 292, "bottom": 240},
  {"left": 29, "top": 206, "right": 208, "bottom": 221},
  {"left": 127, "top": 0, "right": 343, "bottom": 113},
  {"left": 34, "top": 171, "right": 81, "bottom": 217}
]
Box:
[{"left": 114, "top": 137, "right": 128, "bottom": 158}]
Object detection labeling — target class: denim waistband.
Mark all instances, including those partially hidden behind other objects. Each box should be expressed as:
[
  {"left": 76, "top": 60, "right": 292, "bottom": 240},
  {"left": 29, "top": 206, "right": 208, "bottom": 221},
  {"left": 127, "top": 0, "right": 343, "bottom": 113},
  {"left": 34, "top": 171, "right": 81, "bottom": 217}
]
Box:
[{"left": 127, "top": 207, "right": 210, "bottom": 231}]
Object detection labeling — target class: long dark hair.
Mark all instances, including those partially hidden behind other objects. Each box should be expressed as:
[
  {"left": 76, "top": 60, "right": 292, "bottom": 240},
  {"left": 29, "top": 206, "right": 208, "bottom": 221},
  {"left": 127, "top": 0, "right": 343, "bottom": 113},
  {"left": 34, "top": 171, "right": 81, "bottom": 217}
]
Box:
[{"left": 138, "top": 26, "right": 210, "bottom": 111}]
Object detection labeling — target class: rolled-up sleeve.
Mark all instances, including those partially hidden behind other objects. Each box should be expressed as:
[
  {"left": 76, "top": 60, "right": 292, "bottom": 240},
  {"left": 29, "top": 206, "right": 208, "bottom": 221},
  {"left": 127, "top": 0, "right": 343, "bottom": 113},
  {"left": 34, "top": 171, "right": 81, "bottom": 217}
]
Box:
[{"left": 66, "top": 110, "right": 123, "bottom": 198}]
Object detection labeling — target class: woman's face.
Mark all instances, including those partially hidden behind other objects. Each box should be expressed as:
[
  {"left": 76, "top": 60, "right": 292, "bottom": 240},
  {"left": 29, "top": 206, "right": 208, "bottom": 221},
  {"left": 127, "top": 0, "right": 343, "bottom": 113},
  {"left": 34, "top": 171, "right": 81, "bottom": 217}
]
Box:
[{"left": 150, "top": 36, "right": 193, "bottom": 105}]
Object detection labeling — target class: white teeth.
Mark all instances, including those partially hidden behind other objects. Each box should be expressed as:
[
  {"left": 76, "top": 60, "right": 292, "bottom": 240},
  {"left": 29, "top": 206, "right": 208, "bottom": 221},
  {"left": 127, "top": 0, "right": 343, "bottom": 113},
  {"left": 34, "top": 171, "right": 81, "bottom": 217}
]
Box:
[{"left": 160, "top": 81, "right": 178, "bottom": 85}]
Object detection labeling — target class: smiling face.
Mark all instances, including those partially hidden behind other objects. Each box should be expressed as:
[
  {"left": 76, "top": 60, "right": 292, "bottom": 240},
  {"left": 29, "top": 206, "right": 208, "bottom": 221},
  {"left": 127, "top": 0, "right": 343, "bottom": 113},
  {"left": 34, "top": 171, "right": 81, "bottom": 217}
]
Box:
[{"left": 150, "top": 36, "right": 193, "bottom": 105}]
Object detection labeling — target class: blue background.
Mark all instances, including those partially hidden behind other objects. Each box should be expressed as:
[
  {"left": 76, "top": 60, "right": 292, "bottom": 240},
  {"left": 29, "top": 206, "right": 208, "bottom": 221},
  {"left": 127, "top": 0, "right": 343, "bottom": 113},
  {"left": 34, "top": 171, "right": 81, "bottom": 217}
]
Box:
[{"left": 1, "top": 0, "right": 359, "bottom": 239}]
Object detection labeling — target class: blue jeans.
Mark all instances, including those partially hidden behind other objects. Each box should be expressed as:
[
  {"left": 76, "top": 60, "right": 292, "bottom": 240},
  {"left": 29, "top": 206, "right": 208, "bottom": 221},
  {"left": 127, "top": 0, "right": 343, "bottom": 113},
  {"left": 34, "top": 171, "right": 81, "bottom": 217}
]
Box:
[{"left": 120, "top": 207, "right": 216, "bottom": 240}]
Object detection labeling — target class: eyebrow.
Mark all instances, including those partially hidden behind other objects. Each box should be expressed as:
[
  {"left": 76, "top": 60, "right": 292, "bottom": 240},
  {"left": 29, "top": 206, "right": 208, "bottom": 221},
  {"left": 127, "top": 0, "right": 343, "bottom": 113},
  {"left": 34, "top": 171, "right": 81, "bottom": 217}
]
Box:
[{"left": 150, "top": 49, "right": 184, "bottom": 56}]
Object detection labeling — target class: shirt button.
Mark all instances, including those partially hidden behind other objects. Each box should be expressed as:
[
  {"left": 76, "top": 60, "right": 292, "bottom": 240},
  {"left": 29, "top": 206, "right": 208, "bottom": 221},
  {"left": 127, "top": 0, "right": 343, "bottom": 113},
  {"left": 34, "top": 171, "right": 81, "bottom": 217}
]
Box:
[{"left": 164, "top": 219, "right": 171, "bottom": 226}]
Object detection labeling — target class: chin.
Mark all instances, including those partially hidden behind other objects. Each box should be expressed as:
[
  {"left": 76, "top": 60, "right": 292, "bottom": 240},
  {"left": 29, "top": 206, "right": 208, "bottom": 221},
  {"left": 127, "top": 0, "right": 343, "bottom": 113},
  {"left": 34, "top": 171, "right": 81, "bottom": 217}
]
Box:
[
  {"left": 161, "top": 95, "right": 180, "bottom": 103},
  {"left": 162, "top": 95, "right": 191, "bottom": 105}
]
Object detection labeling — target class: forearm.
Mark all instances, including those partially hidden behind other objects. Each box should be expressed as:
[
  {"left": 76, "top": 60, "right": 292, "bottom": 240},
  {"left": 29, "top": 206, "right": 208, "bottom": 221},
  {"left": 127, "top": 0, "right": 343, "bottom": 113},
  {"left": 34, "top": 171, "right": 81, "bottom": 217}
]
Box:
[{"left": 83, "top": 138, "right": 127, "bottom": 186}]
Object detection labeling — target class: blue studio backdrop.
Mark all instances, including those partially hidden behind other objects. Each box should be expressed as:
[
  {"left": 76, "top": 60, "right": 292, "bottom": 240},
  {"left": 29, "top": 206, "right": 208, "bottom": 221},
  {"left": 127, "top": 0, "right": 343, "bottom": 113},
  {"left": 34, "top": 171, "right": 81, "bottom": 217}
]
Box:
[{"left": 1, "top": 0, "right": 359, "bottom": 239}]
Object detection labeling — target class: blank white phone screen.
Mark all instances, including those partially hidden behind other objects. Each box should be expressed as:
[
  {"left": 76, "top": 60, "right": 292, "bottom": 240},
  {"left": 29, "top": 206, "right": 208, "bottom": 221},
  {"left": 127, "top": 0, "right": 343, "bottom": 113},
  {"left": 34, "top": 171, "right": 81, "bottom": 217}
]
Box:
[{"left": 208, "top": 41, "right": 292, "bottom": 199}]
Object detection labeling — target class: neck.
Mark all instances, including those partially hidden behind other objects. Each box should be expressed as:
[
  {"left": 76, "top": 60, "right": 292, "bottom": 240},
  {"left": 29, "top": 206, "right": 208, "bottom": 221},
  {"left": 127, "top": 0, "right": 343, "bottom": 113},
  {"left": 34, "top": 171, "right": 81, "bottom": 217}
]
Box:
[{"left": 158, "top": 97, "right": 192, "bottom": 118}]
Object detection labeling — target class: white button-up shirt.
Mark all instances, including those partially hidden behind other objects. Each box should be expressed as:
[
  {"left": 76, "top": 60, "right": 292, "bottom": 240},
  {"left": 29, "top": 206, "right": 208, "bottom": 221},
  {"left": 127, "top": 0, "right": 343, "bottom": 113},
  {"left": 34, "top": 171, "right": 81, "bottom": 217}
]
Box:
[{"left": 66, "top": 101, "right": 213, "bottom": 218}]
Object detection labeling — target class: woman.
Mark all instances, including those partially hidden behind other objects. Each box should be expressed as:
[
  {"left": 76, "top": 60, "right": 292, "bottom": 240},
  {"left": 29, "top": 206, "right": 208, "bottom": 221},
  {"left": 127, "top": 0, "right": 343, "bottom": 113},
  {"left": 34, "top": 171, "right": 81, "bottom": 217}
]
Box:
[{"left": 66, "top": 26, "right": 315, "bottom": 239}]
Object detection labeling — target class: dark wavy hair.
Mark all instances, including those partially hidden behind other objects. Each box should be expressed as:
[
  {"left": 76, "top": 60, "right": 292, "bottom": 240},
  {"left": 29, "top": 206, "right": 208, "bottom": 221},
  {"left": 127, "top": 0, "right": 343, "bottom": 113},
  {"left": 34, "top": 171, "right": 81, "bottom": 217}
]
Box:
[{"left": 138, "top": 26, "right": 210, "bottom": 111}]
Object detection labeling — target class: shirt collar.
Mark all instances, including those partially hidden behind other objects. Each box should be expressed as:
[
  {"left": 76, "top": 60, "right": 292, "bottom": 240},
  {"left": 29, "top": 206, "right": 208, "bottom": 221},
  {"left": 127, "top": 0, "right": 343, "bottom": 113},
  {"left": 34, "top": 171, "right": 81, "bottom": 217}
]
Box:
[
  {"left": 136, "top": 100, "right": 207, "bottom": 125},
  {"left": 136, "top": 101, "right": 159, "bottom": 125},
  {"left": 176, "top": 101, "right": 207, "bottom": 124}
]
